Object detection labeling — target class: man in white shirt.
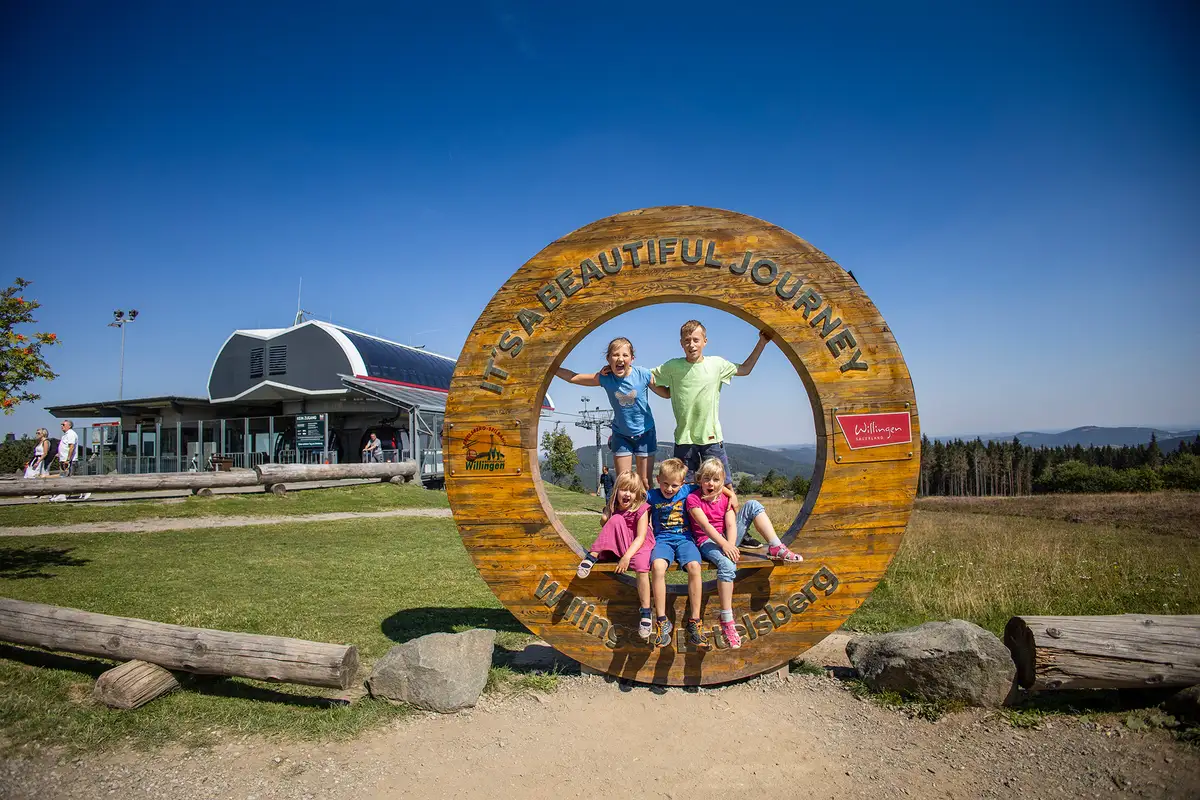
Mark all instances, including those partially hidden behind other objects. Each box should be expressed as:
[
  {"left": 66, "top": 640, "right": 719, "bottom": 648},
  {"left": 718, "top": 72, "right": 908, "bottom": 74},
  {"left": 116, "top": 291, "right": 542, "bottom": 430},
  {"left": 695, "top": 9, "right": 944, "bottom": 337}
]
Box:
[{"left": 58, "top": 420, "right": 79, "bottom": 477}]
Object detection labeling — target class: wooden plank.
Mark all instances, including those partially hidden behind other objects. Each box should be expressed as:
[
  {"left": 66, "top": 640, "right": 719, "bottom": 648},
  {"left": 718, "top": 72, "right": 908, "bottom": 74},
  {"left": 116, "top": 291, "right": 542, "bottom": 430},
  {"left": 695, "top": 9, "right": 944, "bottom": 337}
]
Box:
[
  {"left": 0, "top": 598, "right": 358, "bottom": 689},
  {"left": 1004, "top": 614, "right": 1200, "bottom": 690},
  {"left": 446, "top": 206, "right": 920, "bottom": 685},
  {"left": 589, "top": 553, "right": 777, "bottom": 572},
  {"left": 93, "top": 660, "right": 179, "bottom": 709}
]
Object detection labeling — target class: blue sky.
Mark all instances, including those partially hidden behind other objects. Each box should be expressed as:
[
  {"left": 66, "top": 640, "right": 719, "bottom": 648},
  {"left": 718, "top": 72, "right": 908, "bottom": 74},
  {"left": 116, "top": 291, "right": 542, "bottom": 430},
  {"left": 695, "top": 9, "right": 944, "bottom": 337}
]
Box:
[{"left": 3, "top": 1, "right": 1197, "bottom": 448}]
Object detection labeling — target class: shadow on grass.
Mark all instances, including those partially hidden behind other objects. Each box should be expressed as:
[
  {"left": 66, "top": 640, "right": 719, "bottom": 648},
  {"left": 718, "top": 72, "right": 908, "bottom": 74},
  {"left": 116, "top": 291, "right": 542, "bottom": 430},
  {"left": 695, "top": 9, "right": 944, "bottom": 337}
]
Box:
[
  {"left": 0, "top": 545, "right": 90, "bottom": 579},
  {"left": 181, "top": 675, "right": 351, "bottom": 708},
  {"left": 380, "top": 607, "right": 527, "bottom": 645},
  {"left": 0, "top": 642, "right": 114, "bottom": 677}
]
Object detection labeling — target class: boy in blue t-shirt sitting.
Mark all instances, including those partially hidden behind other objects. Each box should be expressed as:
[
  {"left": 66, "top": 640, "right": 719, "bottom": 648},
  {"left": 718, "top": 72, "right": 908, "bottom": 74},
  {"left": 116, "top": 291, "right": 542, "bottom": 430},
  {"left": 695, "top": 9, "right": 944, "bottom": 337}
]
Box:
[{"left": 646, "top": 457, "right": 708, "bottom": 649}]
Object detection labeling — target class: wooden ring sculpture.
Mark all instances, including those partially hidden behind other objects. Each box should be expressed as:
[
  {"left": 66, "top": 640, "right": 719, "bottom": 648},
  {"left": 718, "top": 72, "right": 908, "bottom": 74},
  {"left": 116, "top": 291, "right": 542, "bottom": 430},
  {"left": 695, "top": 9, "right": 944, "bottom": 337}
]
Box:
[{"left": 447, "top": 206, "right": 919, "bottom": 686}]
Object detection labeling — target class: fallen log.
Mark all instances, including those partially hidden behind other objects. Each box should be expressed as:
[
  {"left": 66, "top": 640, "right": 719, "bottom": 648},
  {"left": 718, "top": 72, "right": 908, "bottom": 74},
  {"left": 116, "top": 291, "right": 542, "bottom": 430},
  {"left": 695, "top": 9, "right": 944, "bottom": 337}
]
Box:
[
  {"left": 0, "top": 470, "right": 259, "bottom": 497},
  {"left": 94, "top": 660, "right": 179, "bottom": 709},
  {"left": 255, "top": 461, "right": 416, "bottom": 484},
  {"left": 0, "top": 598, "right": 358, "bottom": 689},
  {"left": 1004, "top": 614, "right": 1200, "bottom": 691}
]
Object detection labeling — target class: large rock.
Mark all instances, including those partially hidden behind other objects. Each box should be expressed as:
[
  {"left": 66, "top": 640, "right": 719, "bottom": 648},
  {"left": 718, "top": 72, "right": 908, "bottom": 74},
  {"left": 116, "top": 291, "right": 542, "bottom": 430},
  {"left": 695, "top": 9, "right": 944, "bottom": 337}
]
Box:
[
  {"left": 846, "top": 620, "right": 1016, "bottom": 707},
  {"left": 366, "top": 629, "right": 496, "bottom": 713}
]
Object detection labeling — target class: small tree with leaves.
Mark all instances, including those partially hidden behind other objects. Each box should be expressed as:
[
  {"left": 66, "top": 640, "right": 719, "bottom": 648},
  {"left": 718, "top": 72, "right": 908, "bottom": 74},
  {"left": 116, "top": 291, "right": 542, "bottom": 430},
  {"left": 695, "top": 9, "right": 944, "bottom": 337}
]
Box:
[
  {"left": 540, "top": 427, "right": 579, "bottom": 487},
  {"left": 1, "top": 278, "right": 59, "bottom": 413}
]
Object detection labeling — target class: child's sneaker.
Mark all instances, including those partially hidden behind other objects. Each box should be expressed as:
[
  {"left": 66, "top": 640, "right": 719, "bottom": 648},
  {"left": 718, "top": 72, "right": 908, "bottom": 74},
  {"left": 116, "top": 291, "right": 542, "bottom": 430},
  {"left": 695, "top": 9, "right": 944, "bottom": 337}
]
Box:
[
  {"left": 653, "top": 618, "right": 673, "bottom": 648},
  {"left": 576, "top": 556, "right": 596, "bottom": 578},
  {"left": 719, "top": 620, "right": 741, "bottom": 649},
  {"left": 740, "top": 534, "right": 764, "bottom": 548},
  {"left": 686, "top": 619, "right": 711, "bottom": 649},
  {"left": 637, "top": 617, "right": 653, "bottom": 643},
  {"left": 767, "top": 544, "right": 804, "bottom": 563}
]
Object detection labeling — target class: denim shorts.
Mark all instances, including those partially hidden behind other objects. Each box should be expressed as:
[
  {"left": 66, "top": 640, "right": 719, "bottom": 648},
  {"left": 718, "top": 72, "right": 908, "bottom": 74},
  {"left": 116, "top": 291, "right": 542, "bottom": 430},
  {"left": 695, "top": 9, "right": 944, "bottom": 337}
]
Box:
[
  {"left": 673, "top": 441, "right": 732, "bottom": 484},
  {"left": 650, "top": 533, "right": 701, "bottom": 567},
  {"left": 610, "top": 427, "right": 657, "bottom": 456}
]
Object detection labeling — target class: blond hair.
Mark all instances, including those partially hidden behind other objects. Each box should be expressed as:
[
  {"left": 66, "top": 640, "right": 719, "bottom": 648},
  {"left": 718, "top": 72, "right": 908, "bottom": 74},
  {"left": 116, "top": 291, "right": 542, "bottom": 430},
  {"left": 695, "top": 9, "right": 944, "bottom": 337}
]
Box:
[
  {"left": 657, "top": 457, "right": 688, "bottom": 483},
  {"left": 680, "top": 320, "right": 706, "bottom": 339},
  {"left": 605, "top": 337, "right": 634, "bottom": 360},
  {"left": 612, "top": 470, "right": 647, "bottom": 510},
  {"left": 696, "top": 457, "right": 725, "bottom": 484}
]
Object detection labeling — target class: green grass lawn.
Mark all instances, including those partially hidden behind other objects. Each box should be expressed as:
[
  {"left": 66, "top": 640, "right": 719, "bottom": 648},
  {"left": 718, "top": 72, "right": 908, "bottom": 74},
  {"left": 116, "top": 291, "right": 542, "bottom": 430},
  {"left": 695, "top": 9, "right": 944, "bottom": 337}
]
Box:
[
  {"left": 847, "top": 506, "right": 1200, "bottom": 635},
  {"left": 2, "top": 487, "right": 1197, "bottom": 753},
  {"left": 0, "top": 482, "right": 448, "bottom": 527},
  {"left": 0, "top": 482, "right": 604, "bottom": 528},
  {"left": 0, "top": 517, "right": 521, "bottom": 751}
]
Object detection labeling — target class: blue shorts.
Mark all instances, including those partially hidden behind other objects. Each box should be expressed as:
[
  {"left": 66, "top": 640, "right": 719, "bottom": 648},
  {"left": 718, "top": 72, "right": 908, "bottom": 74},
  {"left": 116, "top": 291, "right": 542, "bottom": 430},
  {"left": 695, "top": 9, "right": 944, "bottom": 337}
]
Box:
[
  {"left": 610, "top": 427, "right": 657, "bottom": 456},
  {"left": 673, "top": 441, "right": 733, "bottom": 485},
  {"left": 651, "top": 534, "right": 701, "bottom": 568}
]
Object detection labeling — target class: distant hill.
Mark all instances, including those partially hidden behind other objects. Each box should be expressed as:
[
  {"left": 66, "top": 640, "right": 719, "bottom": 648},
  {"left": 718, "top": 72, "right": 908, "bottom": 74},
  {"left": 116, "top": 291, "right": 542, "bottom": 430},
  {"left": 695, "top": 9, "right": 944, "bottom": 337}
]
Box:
[
  {"left": 1010, "top": 426, "right": 1199, "bottom": 450},
  {"left": 572, "top": 442, "right": 815, "bottom": 489}
]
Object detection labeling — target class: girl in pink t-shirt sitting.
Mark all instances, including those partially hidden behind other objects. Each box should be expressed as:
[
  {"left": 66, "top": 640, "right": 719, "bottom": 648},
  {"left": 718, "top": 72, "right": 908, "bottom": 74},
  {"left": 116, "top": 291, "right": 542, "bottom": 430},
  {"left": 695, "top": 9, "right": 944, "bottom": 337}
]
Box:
[{"left": 576, "top": 470, "right": 656, "bottom": 642}]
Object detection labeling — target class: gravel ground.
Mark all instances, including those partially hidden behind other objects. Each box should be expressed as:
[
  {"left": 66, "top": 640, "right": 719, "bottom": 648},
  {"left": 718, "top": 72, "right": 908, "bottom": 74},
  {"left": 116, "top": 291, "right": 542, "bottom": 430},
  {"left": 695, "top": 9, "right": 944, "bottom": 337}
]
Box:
[{"left": 2, "top": 672, "right": 1196, "bottom": 800}]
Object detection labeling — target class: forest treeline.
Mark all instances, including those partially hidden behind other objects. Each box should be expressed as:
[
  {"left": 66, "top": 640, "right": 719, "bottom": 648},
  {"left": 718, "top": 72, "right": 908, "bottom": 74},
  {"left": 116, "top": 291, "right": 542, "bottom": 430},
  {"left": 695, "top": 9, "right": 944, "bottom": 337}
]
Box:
[{"left": 918, "top": 434, "right": 1200, "bottom": 496}]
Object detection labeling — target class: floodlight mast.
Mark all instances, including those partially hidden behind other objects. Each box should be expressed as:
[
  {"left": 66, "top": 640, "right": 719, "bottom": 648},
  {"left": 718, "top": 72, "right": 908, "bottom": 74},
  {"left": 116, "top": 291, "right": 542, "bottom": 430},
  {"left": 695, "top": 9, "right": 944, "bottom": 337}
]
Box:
[
  {"left": 573, "top": 396, "right": 613, "bottom": 495},
  {"left": 107, "top": 309, "right": 139, "bottom": 400}
]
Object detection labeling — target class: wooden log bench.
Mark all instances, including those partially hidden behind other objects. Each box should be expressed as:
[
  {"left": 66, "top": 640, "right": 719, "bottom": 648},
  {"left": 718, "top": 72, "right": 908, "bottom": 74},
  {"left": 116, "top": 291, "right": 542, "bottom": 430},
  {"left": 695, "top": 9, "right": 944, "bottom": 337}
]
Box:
[
  {"left": 0, "top": 598, "right": 358, "bottom": 689},
  {"left": 588, "top": 552, "right": 779, "bottom": 572},
  {"left": 1004, "top": 614, "right": 1200, "bottom": 691}
]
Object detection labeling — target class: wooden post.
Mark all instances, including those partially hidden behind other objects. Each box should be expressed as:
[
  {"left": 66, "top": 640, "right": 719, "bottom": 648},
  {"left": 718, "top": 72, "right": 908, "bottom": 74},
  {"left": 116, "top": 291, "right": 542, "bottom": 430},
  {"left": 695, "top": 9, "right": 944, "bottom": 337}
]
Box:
[
  {"left": 0, "top": 598, "right": 359, "bottom": 689},
  {"left": 1004, "top": 614, "right": 1200, "bottom": 691},
  {"left": 94, "top": 660, "right": 179, "bottom": 709}
]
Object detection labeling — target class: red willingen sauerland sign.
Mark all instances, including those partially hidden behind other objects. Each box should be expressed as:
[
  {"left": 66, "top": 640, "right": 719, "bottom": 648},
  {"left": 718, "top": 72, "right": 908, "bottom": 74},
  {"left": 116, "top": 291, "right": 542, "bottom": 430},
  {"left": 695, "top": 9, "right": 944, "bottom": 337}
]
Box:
[{"left": 836, "top": 411, "right": 912, "bottom": 450}]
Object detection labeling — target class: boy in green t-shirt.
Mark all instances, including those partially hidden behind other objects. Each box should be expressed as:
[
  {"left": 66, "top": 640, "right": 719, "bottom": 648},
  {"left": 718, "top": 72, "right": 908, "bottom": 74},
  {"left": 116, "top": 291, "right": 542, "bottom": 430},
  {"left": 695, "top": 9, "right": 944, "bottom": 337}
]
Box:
[{"left": 650, "top": 319, "right": 771, "bottom": 492}]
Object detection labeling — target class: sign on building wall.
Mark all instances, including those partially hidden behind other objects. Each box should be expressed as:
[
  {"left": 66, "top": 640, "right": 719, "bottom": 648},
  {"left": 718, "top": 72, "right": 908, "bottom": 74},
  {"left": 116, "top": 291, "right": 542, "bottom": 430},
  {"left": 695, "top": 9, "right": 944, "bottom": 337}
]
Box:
[{"left": 295, "top": 414, "right": 326, "bottom": 450}]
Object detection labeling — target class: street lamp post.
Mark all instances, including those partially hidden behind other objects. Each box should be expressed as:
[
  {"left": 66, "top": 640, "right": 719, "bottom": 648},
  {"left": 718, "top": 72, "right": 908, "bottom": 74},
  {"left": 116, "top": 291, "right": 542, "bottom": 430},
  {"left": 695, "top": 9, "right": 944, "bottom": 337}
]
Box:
[{"left": 108, "top": 309, "right": 139, "bottom": 400}]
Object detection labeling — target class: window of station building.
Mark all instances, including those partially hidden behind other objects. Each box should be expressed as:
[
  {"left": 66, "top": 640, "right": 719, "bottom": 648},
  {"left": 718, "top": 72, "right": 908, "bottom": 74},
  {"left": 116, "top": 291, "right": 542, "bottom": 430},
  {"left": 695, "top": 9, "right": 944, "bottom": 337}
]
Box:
[
  {"left": 340, "top": 330, "right": 453, "bottom": 390},
  {"left": 268, "top": 345, "right": 287, "bottom": 376},
  {"left": 250, "top": 348, "right": 264, "bottom": 378}
]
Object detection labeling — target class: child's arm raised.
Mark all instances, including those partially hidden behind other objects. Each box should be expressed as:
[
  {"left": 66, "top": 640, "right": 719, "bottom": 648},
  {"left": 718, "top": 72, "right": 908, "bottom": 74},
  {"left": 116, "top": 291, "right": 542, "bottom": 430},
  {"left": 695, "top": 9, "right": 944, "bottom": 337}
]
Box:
[
  {"left": 617, "top": 512, "right": 650, "bottom": 574},
  {"left": 720, "top": 483, "right": 740, "bottom": 512},
  {"left": 689, "top": 506, "right": 741, "bottom": 564},
  {"left": 735, "top": 331, "right": 772, "bottom": 377},
  {"left": 554, "top": 367, "right": 602, "bottom": 386}
]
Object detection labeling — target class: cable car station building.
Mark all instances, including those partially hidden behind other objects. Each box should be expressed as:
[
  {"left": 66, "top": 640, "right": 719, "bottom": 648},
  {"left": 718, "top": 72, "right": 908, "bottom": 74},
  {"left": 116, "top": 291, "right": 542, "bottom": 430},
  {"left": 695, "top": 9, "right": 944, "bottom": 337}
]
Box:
[{"left": 47, "top": 321, "right": 553, "bottom": 484}]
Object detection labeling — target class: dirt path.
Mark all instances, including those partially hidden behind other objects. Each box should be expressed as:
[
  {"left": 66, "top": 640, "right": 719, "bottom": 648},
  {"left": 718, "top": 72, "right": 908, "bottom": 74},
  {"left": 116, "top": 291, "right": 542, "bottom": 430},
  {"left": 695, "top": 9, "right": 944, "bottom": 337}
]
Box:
[
  {"left": 2, "top": 673, "right": 1195, "bottom": 800},
  {"left": 0, "top": 509, "right": 600, "bottom": 537}
]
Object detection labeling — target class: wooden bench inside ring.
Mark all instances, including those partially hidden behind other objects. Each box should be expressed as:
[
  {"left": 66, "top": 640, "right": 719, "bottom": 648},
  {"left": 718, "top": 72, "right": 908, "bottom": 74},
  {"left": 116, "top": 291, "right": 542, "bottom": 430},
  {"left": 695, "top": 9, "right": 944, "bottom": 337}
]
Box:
[{"left": 447, "top": 206, "right": 920, "bottom": 686}]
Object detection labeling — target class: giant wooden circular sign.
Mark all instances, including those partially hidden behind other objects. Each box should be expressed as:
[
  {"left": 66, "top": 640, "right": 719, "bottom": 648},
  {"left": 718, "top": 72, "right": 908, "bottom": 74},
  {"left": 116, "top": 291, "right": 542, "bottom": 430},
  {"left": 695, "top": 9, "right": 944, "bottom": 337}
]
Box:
[{"left": 447, "top": 206, "right": 919, "bottom": 686}]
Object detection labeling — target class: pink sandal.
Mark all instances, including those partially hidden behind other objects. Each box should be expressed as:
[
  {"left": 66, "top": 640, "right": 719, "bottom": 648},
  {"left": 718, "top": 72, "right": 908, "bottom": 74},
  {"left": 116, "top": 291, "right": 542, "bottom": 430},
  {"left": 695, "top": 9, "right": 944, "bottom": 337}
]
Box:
[{"left": 767, "top": 544, "right": 804, "bottom": 563}]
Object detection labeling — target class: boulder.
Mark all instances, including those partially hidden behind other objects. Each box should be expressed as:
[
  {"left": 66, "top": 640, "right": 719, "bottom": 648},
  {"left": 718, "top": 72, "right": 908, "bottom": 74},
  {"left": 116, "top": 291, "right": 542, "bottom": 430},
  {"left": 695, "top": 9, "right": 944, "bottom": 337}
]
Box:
[
  {"left": 366, "top": 629, "right": 496, "bottom": 713},
  {"left": 846, "top": 620, "right": 1016, "bottom": 707},
  {"left": 1166, "top": 685, "right": 1200, "bottom": 724}
]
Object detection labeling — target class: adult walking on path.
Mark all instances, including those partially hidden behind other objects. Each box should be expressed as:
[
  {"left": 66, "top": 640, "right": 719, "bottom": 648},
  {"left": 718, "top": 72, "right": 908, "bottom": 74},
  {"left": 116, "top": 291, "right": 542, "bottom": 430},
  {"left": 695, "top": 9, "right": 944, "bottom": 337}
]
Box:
[
  {"left": 598, "top": 465, "right": 614, "bottom": 505},
  {"left": 23, "top": 428, "right": 50, "bottom": 478},
  {"left": 56, "top": 420, "right": 79, "bottom": 477}
]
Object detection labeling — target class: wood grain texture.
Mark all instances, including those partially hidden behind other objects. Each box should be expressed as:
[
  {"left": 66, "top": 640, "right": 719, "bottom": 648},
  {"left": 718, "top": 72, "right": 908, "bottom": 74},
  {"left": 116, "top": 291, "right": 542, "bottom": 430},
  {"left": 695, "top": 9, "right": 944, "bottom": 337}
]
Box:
[
  {"left": 93, "top": 660, "right": 180, "bottom": 709},
  {"left": 0, "top": 598, "right": 359, "bottom": 689},
  {"left": 1004, "top": 614, "right": 1200, "bottom": 690},
  {"left": 447, "top": 206, "right": 919, "bottom": 685}
]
